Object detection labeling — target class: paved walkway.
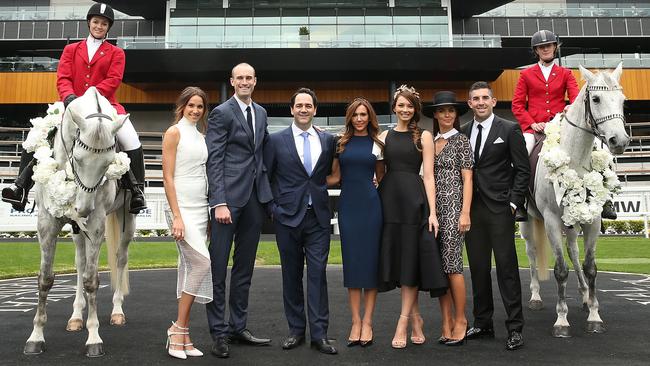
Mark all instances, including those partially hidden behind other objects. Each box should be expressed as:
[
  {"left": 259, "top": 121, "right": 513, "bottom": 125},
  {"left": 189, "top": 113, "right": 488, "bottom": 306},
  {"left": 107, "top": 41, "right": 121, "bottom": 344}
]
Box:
[{"left": 1, "top": 267, "right": 649, "bottom": 365}]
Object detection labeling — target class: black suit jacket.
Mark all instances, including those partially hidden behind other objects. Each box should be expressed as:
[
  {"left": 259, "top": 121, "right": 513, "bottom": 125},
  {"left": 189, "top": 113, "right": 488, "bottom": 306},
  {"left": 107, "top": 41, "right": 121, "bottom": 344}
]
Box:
[
  {"left": 264, "top": 126, "right": 335, "bottom": 229},
  {"left": 462, "top": 115, "right": 530, "bottom": 213}
]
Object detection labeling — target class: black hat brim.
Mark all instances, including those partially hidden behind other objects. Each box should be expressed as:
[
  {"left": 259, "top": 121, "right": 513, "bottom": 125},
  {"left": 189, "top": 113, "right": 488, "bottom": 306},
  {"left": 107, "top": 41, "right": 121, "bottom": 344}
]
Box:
[{"left": 423, "top": 102, "right": 469, "bottom": 118}]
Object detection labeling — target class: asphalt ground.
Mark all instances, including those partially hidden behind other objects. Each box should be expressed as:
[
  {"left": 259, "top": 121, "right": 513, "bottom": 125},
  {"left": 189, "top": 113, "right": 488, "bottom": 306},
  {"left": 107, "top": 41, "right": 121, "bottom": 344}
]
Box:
[{"left": 1, "top": 267, "right": 649, "bottom": 366}]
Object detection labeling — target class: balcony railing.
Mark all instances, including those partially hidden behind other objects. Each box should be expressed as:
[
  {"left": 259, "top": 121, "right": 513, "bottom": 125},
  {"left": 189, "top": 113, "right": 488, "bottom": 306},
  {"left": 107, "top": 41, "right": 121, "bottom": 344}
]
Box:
[
  {"left": 477, "top": 3, "right": 650, "bottom": 18},
  {"left": 0, "top": 6, "right": 138, "bottom": 21},
  {"left": 118, "top": 34, "right": 501, "bottom": 49}
]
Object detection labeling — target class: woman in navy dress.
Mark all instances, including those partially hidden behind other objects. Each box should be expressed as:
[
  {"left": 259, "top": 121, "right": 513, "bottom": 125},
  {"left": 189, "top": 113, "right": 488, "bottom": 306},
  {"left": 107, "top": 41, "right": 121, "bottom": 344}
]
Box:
[{"left": 328, "top": 98, "right": 384, "bottom": 347}]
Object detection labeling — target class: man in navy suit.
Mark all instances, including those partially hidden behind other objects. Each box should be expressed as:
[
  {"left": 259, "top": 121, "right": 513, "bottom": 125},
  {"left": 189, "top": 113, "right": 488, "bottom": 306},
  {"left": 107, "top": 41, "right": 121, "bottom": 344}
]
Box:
[
  {"left": 462, "top": 81, "right": 529, "bottom": 351},
  {"left": 205, "top": 63, "right": 273, "bottom": 358},
  {"left": 264, "top": 88, "right": 337, "bottom": 355}
]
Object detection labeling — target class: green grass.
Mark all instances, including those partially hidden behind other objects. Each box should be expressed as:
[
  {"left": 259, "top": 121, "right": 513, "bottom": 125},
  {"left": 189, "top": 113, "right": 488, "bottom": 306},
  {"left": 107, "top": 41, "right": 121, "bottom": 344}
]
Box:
[{"left": 0, "top": 237, "right": 648, "bottom": 279}]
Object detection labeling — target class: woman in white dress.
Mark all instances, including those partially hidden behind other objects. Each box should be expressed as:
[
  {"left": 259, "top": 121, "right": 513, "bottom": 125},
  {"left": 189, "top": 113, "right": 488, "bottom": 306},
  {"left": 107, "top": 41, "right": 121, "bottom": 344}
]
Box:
[{"left": 162, "top": 86, "right": 212, "bottom": 359}]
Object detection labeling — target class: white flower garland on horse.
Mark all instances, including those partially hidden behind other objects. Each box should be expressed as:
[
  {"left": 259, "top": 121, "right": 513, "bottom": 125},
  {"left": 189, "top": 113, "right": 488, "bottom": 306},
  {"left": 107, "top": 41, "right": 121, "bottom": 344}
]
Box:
[
  {"left": 22, "top": 102, "right": 130, "bottom": 219},
  {"left": 540, "top": 117, "right": 621, "bottom": 227}
]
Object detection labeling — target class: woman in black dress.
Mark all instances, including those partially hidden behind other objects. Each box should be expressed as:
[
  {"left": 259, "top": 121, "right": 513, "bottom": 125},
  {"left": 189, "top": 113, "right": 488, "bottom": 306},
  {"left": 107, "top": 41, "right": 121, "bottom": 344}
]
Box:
[
  {"left": 328, "top": 98, "right": 384, "bottom": 347},
  {"left": 377, "top": 85, "right": 446, "bottom": 349},
  {"left": 425, "top": 91, "right": 473, "bottom": 346}
]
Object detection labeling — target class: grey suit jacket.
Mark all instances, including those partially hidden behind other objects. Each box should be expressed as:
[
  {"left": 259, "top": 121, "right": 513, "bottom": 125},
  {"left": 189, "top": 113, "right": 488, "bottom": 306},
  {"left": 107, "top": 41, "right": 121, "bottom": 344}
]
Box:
[{"left": 206, "top": 96, "right": 272, "bottom": 208}]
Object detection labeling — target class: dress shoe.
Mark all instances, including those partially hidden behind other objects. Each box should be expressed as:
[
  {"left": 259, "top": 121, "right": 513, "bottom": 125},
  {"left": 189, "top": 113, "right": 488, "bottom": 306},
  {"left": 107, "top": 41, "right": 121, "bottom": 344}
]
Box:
[
  {"left": 465, "top": 327, "right": 495, "bottom": 340},
  {"left": 514, "top": 206, "right": 528, "bottom": 222},
  {"left": 210, "top": 336, "right": 230, "bottom": 358},
  {"left": 230, "top": 329, "right": 271, "bottom": 346},
  {"left": 310, "top": 339, "right": 338, "bottom": 355},
  {"left": 505, "top": 331, "right": 524, "bottom": 351},
  {"left": 347, "top": 339, "right": 360, "bottom": 347},
  {"left": 281, "top": 334, "right": 305, "bottom": 350},
  {"left": 601, "top": 200, "right": 617, "bottom": 220}
]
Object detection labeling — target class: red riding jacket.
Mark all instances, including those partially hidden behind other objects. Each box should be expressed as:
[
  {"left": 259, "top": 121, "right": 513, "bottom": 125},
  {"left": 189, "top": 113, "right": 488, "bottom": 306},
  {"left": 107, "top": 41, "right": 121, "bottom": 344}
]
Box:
[
  {"left": 56, "top": 40, "right": 126, "bottom": 114},
  {"left": 512, "top": 63, "right": 579, "bottom": 133}
]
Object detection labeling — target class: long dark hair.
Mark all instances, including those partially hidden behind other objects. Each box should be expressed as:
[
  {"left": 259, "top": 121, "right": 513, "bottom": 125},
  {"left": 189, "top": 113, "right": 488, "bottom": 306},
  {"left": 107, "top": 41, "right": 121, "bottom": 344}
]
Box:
[
  {"left": 432, "top": 105, "right": 461, "bottom": 137},
  {"left": 391, "top": 86, "right": 422, "bottom": 151},
  {"left": 174, "top": 86, "right": 209, "bottom": 133},
  {"left": 337, "top": 98, "right": 384, "bottom": 155}
]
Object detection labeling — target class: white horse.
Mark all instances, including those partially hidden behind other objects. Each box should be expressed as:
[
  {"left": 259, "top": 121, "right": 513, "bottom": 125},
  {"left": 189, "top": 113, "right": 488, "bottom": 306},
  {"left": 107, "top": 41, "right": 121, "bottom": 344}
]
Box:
[
  {"left": 521, "top": 63, "right": 629, "bottom": 337},
  {"left": 24, "top": 87, "right": 136, "bottom": 357}
]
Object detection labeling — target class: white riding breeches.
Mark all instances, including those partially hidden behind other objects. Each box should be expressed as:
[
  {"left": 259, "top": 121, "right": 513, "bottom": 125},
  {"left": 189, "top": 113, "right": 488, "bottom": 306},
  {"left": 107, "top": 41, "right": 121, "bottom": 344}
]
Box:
[
  {"left": 524, "top": 132, "right": 535, "bottom": 155},
  {"left": 116, "top": 116, "right": 141, "bottom": 151}
]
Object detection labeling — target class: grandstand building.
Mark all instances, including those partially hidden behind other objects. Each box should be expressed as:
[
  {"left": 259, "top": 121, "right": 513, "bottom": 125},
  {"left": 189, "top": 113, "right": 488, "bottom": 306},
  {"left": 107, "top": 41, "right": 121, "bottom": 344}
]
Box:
[{"left": 0, "top": 0, "right": 649, "bottom": 230}]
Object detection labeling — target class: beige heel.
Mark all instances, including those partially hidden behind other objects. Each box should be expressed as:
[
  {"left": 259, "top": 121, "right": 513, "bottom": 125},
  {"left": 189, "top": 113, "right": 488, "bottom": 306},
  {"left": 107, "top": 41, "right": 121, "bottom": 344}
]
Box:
[{"left": 391, "top": 315, "right": 409, "bottom": 349}]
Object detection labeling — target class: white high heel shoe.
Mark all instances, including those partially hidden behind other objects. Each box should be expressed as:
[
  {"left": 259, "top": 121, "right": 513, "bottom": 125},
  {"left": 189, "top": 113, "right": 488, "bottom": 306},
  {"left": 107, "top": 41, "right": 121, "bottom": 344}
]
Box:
[
  {"left": 173, "top": 322, "right": 203, "bottom": 357},
  {"left": 166, "top": 321, "right": 188, "bottom": 359}
]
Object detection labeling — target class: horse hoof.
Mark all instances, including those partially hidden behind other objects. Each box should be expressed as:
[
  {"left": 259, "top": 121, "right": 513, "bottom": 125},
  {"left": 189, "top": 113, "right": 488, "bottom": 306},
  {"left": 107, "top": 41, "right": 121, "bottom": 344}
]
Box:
[
  {"left": 528, "top": 300, "right": 544, "bottom": 310},
  {"left": 66, "top": 318, "right": 84, "bottom": 331},
  {"left": 552, "top": 326, "right": 571, "bottom": 338},
  {"left": 85, "top": 343, "right": 105, "bottom": 358},
  {"left": 24, "top": 341, "right": 45, "bottom": 355},
  {"left": 110, "top": 313, "right": 126, "bottom": 326},
  {"left": 586, "top": 321, "right": 607, "bottom": 334}
]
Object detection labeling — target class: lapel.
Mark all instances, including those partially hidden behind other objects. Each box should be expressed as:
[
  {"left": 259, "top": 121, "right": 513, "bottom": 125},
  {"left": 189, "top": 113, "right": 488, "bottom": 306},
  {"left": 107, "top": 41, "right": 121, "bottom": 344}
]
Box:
[
  {"left": 229, "top": 97, "right": 254, "bottom": 147},
  {"left": 310, "top": 129, "right": 329, "bottom": 176},
  {"left": 281, "top": 127, "right": 309, "bottom": 177},
  {"left": 76, "top": 41, "right": 90, "bottom": 64},
  {"left": 532, "top": 63, "right": 546, "bottom": 84},
  {"left": 89, "top": 42, "right": 110, "bottom": 66},
  {"left": 461, "top": 122, "right": 472, "bottom": 138},
  {"left": 253, "top": 102, "right": 265, "bottom": 151},
  {"left": 479, "top": 117, "right": 501, "bottom": 161},
  {"left": 547, "top": 64, "right": 559, "bottom": 85}
]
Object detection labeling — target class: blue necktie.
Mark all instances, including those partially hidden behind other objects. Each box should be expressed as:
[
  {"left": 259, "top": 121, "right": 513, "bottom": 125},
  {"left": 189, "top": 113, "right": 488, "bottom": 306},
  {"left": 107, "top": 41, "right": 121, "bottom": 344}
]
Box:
[{"left": 301, "top": 131, "right": 312, "bottom": 175}]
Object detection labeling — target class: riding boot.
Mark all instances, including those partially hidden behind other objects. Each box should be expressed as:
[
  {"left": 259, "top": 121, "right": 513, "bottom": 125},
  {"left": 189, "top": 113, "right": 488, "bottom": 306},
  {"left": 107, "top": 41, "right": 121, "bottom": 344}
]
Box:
[
  {"left": 2, "top": 149, "right": 35, "bottom": 211},
  {"left": 121, "top": 147, "right": 147, "bottom": 214},
  {"left": 601, "top": 200, "right": 617, "bottom": 220}
]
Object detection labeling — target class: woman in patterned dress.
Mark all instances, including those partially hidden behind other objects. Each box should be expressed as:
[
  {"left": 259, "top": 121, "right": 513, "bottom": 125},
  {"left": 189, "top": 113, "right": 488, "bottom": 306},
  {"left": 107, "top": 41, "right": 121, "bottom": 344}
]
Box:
[
  {"left": 162, "top": 87, "right": 213, "bottom": 359},
  {"left": 425, "top": 91, "right": 473, "bottom": 346}
]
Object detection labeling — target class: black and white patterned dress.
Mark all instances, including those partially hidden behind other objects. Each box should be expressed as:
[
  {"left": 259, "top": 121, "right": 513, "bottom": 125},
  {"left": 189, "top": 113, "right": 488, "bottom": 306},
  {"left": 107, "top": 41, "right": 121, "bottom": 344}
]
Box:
[{"left": 434, "top": 132, "right": 473, "bottom": 274}]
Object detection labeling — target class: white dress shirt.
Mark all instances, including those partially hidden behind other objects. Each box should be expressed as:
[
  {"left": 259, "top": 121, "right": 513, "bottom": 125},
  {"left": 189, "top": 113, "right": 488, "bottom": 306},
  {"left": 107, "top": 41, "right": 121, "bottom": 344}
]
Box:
[
  {"left": 538, "top": 61, "right": 554, "bottom": 81},
  {"left": 292, "top": 123, "right": 321, "bottom": 171},
  {"left": 234, "top": 94, "right": 256, "bottom": 143},
  {"left": 86, "top": 35, "right": 104, "bottom": 62},
  {"left": 469, "top": 114, "right": 494, "bottom": 158}
]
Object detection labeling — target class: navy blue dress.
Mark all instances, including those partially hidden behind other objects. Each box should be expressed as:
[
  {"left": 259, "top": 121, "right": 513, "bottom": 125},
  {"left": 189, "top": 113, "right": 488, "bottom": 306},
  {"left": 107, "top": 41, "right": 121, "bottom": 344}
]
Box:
[{"left": 337, "top": 135, "right": 383, "bottom": 289}]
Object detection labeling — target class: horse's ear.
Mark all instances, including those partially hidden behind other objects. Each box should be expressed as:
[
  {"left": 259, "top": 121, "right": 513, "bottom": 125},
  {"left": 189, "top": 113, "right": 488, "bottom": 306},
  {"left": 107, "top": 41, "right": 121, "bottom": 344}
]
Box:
[
  {"left": 611, "top": 62, "right": 623, "bottom": 83},
  {"left": 579, "top": 64, "right": 595, "bottom": 83},
  {"left": 112, "top": 114, "right": 129, "bottom": 135},
  {"left": 67, "top": 100, "right": 86, "bottom": 131}
]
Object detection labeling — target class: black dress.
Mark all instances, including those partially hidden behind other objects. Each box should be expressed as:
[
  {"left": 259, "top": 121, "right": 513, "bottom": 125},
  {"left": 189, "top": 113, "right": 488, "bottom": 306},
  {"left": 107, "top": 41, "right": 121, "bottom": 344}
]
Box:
[
  {"left": 377, "top": 129, "right": 447, "bottom": 294},
  {"left": 337, "top": 135, "right": 382, "bottom": 288}
]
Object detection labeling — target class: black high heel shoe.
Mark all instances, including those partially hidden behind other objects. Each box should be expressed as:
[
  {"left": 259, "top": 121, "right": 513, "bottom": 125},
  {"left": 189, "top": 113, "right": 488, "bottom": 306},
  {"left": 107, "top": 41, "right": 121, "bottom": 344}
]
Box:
[
  {"left": 444, "top": 336, "right": 466, "bottom": 346},
  {"left": 347, "top": 339, "right": 360, "bottom": 347},
  {"left": 437, "top": 336, "right": 449, "bottom": 344}
]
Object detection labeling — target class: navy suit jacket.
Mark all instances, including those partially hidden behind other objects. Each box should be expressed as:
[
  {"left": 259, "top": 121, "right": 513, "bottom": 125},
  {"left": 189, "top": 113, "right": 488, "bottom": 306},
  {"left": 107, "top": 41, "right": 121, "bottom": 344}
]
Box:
[
  {"left": 206, "top": 96, "right": 273, "bottom": 208},
  {"left": 264, "top": 126, "right": 335, "bottom": 228}
]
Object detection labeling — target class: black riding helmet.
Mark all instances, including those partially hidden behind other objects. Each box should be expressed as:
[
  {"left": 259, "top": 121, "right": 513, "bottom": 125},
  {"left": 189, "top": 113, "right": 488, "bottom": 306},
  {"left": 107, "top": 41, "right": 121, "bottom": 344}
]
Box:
[
  {"left": 531, "top": 30, "right": 558, "bottom": 49},
  {"left": 87, "top": 3, "right": 115, "bottom": 28}
]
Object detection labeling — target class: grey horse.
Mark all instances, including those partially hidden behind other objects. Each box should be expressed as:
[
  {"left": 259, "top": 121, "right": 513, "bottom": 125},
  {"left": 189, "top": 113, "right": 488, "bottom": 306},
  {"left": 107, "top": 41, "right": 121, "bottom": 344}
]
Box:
[
  {"left": 520, "top": 63, "right": 629, "bottom": 338},
  {"left": 24, "top": 87, "right": 136, "bottom": 357}
]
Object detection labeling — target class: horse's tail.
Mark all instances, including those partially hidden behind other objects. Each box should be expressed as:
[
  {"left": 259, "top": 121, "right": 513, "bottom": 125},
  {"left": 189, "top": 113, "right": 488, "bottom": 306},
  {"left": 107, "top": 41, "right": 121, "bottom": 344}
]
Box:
[
  {"left": 532, "top": 217, "right": 550, "bottom": 281},
  {"left": 105, "top": 212, "right": 130, "bottom": 295}
]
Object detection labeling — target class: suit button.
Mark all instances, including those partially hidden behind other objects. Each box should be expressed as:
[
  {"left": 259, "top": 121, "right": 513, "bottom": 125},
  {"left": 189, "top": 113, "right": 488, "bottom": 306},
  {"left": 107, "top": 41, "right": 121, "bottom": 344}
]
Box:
[
  {"left": 87, "top": 65, "right": 90, "bottom": 69},
  {"left": 547, "top": 109, "right": 550, "bottom": 113},
  {"left": 86, "top": 74, "right": 90, "bottom": 78},
  {"left": 85, "top": 83, "right": 89, "bottom": 87},
  {"left": 546, "top": 100, "right": 550, "bottom": 103},
  {"left": 545, "top": 84, "right": 548, "bottom": 87}
]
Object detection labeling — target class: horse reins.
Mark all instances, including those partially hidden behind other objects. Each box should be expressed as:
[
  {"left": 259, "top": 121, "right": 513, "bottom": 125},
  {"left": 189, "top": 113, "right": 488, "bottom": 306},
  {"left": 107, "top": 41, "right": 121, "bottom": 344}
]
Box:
[{"left": 561, "top": 84, "right": 625, "bottom": 145}]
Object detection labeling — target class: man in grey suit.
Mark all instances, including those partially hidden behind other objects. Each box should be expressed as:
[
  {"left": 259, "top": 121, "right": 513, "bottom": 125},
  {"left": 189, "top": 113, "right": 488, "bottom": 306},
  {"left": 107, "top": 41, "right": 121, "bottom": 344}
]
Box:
[{"left": 206, "top": 63, "right": 273, "bottom": 358}]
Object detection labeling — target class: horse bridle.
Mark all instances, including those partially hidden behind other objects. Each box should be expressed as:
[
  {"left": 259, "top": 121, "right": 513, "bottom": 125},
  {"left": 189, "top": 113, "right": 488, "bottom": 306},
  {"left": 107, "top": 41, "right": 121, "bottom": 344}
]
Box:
[
  {"left": 562, "top": 84, "right": 626, "bottom": 144},
  {"left": 60, "top": 102, "right": 116, "bottom": 193}
]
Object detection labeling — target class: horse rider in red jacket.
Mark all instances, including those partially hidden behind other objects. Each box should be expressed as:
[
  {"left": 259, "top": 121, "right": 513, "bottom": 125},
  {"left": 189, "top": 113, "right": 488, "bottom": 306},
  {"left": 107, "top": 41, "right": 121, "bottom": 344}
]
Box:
[
  {"left": 511, "top": 30, "right": 616, "bottom": 219},
  {"left": 2, "top": 3, "right": 147, "bottom": 214}
]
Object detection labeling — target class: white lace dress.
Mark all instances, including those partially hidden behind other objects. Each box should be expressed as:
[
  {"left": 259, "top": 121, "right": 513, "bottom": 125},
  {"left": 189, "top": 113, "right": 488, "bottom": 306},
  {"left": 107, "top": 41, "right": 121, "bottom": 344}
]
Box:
[{"left": 164, "top": 117, "right": 212, "bottom": 304}]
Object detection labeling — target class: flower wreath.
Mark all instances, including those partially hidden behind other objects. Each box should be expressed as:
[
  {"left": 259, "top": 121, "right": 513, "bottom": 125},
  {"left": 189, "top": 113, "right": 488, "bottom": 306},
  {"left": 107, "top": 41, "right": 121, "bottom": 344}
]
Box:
[
  {"left": 540, "top": 117, "right": 621, "bottom": 226},
  {"left": 22, "top": 102, "right": 130, "bottom": 219}
]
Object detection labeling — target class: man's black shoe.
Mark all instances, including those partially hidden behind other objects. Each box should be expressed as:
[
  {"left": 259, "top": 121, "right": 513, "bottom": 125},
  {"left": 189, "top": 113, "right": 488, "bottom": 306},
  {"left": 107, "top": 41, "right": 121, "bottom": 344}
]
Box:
[
  {"left": 505, "top": 331, "right": 524, "bottom": 351},
  {"left": 230, "top": 329, "right": 271, "bottom": 346},
  {"left": 211, "top": 336, "right": 229, "bottom": 358},
  {"left": 514, "top": 206, "right": 528, "bottom": 222},
  {"left": 281, "top": 334, "right": 305, "bottom": 350},
  {"left": 1, "top": 184, "right": 27, "bottom": 211},
  {"left": 310, "top": 339, "right": 337, "bottom": 355},
  {"left": 601, "top": 200, "right": 617, "bottom": 220},
  {"left": 465, "top": 327, "right": 495, "bottom": 340}
]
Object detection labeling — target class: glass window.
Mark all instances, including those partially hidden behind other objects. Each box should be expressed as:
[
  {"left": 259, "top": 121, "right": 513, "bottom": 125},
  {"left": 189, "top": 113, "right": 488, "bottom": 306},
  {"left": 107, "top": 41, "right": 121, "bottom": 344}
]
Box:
[
  {"left": 198, "top": 25, "right": 224, "bottom": 43},
  {"left": 309, "top": 24, "right": 336, "bottom": 40},
  {"left": 338, "top": 16, "right": 364, "bottom": 25},
  {"left": 309, "top": 16, "right": 336, "bottom": 25},
  {"left": 170, "top": 17, "right": 198, "bottom": 26},
  {"left": 226, "top": 17, "right": 252, "bottom": 24},
  {"left": 198, "top": 17, "right": 224, "bottom": 25},
  {"left": 282, "top": 16, "right": 308, "bottom": 25},
  {"left": 365, "top": 15, "right": 391, "bottom": 25},
  {"left": 224, "top": 24, "right": 252, "bottom": 41}
]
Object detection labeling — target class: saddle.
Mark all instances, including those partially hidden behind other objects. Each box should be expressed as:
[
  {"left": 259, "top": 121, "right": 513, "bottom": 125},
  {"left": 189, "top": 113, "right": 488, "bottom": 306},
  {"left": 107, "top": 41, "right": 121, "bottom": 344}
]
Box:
[{"left": 528, "top": 132, "right": 546, "bottom": 197}]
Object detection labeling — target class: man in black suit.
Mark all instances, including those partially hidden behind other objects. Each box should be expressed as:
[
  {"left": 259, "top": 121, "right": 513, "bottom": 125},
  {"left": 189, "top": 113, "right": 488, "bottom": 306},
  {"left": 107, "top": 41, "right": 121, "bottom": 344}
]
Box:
[
  {"left": 264, "top": 88, "right": 337, "bottom": 355},
  {"left": 462, "top": 81, "right": 530, "bottom": 351},
  {"left": 205, "top": 63, "right": 274, "bottom": 358}
]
